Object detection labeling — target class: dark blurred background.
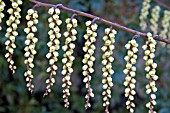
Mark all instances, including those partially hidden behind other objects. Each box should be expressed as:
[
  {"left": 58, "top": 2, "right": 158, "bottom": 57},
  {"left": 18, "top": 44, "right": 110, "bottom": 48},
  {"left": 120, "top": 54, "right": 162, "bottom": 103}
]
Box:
[{"left": 0, "top": 0, "right": 170, "bottom": 113}]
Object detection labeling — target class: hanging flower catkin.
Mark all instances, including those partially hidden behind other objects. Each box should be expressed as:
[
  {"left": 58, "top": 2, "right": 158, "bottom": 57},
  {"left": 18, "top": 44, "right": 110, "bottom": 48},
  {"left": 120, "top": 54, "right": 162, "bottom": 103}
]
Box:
[
  {"left": 142, "top": 32, "right": 158, "bottom": 113},
  {"left": 101, "top": 28, "right": 116, "bottom": 113},
  {"left": 44, "top": 7, "right": 62, "bottom": 97},
  {"left": 82, "top": 20, "right": 98, "bottom": 109},
  {"left": 24, "top": 9, "right": 38, "bottom": 93},
  {"left": 0, "top": 0, "right": 5, "bottom": 30},
  {"left": 61, "top": 17, "right": 77, "bottom": 107},
  {"left": 150, "top": 6, "right": 161, "bottom": 35},
  {"left": 139, "top": 0, "right": 151, "bottom": 31},
  {"left": 123, "top": 38, "right": 138, "bottom": 113},
  {"left": 5, "top": 0, "right": 22, "bottom": 74}
]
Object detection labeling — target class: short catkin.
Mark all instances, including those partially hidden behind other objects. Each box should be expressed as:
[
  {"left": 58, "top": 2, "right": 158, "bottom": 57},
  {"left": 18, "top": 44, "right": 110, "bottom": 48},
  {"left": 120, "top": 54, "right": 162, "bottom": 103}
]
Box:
[
  {"left": 82, "top": 20, "right": 98, "bottom": 109},
  {"left": 101, "top": 28, "right": 117, "bottom": 113},
  {"left": 61, "top": 17, "right": 78, "bottom": 108},
  {"left": 5, "top": 0, "right": 22, "bottom": 74},
  {"left": 123, "top": 39, "right": 138, "bottom": 113},
  {"left": 143, "top": 32, "right": 158, "bottom": 113},
  {"left": 139, "top": 0, "right": 151, "bottom": 31},
  {"left": 44, "top": 7, "right": 62, "bottom": 97},
  {"left": 24, "top": 9, "right": 38, "bottom": 93}
]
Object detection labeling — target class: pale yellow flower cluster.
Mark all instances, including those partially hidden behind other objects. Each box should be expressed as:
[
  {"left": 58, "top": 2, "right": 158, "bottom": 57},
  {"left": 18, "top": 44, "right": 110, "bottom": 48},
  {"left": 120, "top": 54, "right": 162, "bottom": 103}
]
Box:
[
  {"left": 150, "top": 6, "right": 160, "bottom": 35},
  {"left": 61, "top": 17, "right": 78, "bottom": 108},
  {"left": 139, "top": 0, "right": 151, "bottom": 31},
  {"left": 101, "top": 28, "right": 116, "bottom": 113},
  {"left": 82, "top": 20, "right": 98, "bottom": 109},
  {"left": 123, "top": 39, "right": 138, "bottom": 113},
  {"left": 143, "top": 33, "right": 158, "bottom": 113},
  {"left": 43, "top": 7, "right": 62, "bottom": 97},
  {"left": 24, "top": 9, "right": 38, "bottom": 93},
  {"left": 0, "top": 0, "right": 5, "bottom": 30},
  {"left": 5, "top": 0, "right": 22, "bottom": 74}
]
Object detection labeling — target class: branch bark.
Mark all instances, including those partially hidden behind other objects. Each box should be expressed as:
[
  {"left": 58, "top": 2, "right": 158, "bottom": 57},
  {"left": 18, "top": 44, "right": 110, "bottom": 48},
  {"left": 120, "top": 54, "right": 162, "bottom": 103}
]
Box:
[
  {"left": 29, "top": 0, "right": 170, "bottom": 44},
  {"left": 154, "top": 0, "right": 170, "bottom": 10}
]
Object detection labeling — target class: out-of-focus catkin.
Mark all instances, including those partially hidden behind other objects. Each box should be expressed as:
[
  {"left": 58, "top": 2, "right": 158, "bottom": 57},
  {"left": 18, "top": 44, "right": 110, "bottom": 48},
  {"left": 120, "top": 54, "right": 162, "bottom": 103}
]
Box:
[
  {"left": 159, "top": 10, "right": 170, "bottom": 47},
  {"left": 160, "top": 10, "right": 170, "bottom": 38},
  {"left": 150, "top": 6, "right": 161, "bottom": 35},
  {"left": 139, "top": 0, "right": 151, "bottom": 31}
]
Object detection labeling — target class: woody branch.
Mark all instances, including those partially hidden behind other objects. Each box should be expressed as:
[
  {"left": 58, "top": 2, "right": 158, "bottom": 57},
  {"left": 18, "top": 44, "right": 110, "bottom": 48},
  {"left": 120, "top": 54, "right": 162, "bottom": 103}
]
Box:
[{"left": 29, "top": 0, "right": 170, "bottom": 44}]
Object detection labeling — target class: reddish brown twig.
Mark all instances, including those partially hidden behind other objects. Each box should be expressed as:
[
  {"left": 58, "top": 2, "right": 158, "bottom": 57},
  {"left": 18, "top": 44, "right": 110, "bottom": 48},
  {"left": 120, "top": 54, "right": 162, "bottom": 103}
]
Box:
[
  {"left": 29, "top": 0, "right": 170, "bottom": 44},
  {"left": 154, "top": 0, "right": 170, "bottom": 10}
]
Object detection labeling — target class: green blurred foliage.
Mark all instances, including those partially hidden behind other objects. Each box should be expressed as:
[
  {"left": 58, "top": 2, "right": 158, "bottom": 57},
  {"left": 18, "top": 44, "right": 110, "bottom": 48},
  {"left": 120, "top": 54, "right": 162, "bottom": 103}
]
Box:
[{"left": 0, "top": 0, "right": 170, "bottom": 113}]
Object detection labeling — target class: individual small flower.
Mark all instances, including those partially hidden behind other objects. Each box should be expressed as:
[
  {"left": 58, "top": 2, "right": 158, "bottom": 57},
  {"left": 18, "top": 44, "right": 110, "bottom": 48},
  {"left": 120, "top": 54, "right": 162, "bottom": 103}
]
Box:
[
  {"left": 142, "top": 32, "right": 158, "bottom": 113},
  {"left": 44, "top": 7, "right": 62, "bottom": 97},
  {"left": 101, "top": 28, "right": 117, "bottom": 113},
  {"left": 61, "top": 16, "right": 77, "bottom": 108},
  {"left": 24, "top": 8, "right": 38, "bottom": 93},
  {"left": 139, "top": 0, "right": 151, "bottom": 31},
  {"left": 0, "top": 0, "right": 5, "bottom": 30},
  {"left": 150, "top": 6, "right": 160, "bottom": 35},
  {"left": 82, "top": 20, "right": 98, "bottom": 109},
  {"left": 123, "top": 38, "right": 139, "bottom": 113},
  {"left": 159, "top": 10, "right": 170, "bottom": 47},
  {"left": 5, "top": 0, "right": 22, "bottom": 74}
]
